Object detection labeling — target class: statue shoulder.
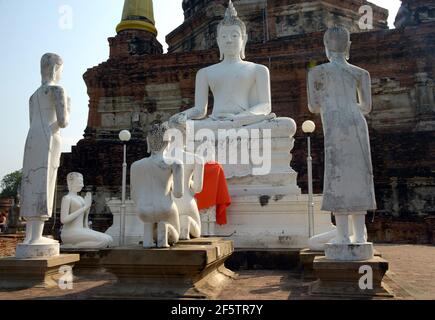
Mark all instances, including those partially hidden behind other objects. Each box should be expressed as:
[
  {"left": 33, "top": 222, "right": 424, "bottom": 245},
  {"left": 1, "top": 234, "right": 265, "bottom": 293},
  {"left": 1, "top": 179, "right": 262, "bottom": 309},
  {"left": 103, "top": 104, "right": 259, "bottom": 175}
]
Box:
[
  {"left": 198, "top": 65, "right": 215, "bottom": 77},
  {"left": 46, "top": 85, "right": 66, "bottom": 100},
  {"left": 252, "top": 62, "right": 270, "bottom": 77},
  {"left": 346, "top": 64, "right": 371, "bottom": 81},
  {"left": 308, "top": 64, "right": 327, "bottom": 76}
]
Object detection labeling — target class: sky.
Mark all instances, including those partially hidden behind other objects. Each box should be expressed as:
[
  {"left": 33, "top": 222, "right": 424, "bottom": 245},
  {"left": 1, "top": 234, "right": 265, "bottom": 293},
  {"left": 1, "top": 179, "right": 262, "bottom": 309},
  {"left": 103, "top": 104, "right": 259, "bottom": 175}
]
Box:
[{"left": 0, "top": 0, "right": 401, "bottom": 183}]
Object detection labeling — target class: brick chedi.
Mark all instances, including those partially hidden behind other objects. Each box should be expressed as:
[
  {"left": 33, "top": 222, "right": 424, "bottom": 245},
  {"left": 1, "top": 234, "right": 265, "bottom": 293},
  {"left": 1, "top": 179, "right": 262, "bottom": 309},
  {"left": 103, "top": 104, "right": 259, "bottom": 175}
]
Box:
[
  {"left": 58, "top": 0, "right": 435, "bottom": 243},
  {"left": 168, "top": 0, "right": 388, "bottom": 53}
]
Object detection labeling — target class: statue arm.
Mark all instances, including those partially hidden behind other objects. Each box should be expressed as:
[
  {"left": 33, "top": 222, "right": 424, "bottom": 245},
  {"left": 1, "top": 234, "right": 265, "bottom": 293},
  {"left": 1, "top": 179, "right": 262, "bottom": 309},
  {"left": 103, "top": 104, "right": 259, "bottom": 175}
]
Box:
[
  {"left": 60, "top": 196, "right": 88, "bottom": 225},
  {"left": 84, "top": 192, "right": 92, "bottom": 229},
  {"left": 130, "top": 164, "right": 138, "bottom": 204},
  {"left": 192, "top": 155, "right": 205, "bottom": 194},
  {"left": 186, "top": 69, "right": 209, "bottom": 119},
  {"left": 172, "top": 161, "right": 184, "bottom": 198},
  {"left": 357, "top": 70, "right": 372, "bottom": 115},
  {"left": 307, "top": 68, "right": 322, "bottom": 114},
  {"left": 248, "top": 65, "right": 272, "bottom": 116},
  {"left": 52, "top": 86, "right": 70, "bottom": 129},
  {"left": 28, "top": 97, "right": 33, "bottom": 125}
]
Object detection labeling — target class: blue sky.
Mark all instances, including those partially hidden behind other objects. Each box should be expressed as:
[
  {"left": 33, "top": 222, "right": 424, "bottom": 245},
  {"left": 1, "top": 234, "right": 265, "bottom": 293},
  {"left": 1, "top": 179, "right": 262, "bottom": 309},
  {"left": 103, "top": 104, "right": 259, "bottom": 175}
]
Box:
[{"left": 0, "top": 0, "right": 400, "bottom": 182}]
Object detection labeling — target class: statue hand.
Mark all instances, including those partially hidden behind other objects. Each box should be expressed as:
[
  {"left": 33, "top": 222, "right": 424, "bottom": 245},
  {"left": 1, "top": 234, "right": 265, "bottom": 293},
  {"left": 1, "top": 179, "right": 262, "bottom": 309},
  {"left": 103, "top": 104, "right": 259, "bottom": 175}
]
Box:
[{"left": 50, "top": 122, "right": 60, "bottom": 133}]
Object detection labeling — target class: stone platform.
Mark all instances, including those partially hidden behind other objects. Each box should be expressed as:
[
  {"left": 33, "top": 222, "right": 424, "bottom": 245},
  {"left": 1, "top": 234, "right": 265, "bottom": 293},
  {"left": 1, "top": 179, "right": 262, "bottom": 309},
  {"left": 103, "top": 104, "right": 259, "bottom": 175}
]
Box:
[
  {"left": 64, "top": 237, "right": 235, "bottom": 299},
  {"left": 0, "top": 254, "right": 80, "bottom": 289},
  {"left": 106, "top": 195, "right": 335, "bottom": 249},
  {"left": 310, "top": 256, "right": 393, "bottom": 298}
]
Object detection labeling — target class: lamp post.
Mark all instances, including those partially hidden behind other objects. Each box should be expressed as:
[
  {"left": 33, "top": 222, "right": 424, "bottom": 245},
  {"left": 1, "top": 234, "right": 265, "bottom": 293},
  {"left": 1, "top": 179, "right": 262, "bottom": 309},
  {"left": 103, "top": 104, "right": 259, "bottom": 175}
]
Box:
[
  {"left": 119, "top": 129, "right": 131, "bottom": 246},
  {"left": 302, "top": 120, "right": 316, "bottom": 238}
]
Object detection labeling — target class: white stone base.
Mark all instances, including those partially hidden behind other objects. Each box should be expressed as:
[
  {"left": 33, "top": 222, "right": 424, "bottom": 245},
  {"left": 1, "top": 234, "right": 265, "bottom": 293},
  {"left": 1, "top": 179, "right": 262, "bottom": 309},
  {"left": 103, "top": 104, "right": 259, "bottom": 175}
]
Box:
[
  {"left": 216, "top": 194, "right": 334, "bottom": 248},
  {"left": 325, "top": 243, "right": 374, "bottom": 261},
  {"left": 105, "top": 199, "right": 142, "bottom": 246},
  {"left": 15, "top": 243, "right": 60, "bottom": 259},
  {"left": 106, "top": 195, "right": 335, "bottom": 249}
]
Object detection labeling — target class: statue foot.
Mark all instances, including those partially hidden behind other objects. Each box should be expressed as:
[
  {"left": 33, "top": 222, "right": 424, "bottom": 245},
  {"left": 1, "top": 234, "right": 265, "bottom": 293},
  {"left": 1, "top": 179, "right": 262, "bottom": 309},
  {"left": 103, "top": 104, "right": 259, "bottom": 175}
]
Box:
[
  {"left": 157, "top": 241, "right": 170, "bottom": 248},
  {"left": 179, "top": 228, "right": 190, "bottom": 240},
  {"left": 142, "top": 242, "right": 156, "bottom": 248},
  {"left": 353, "top": 237, "right": 367, "bottom": 244},
  {"left": 30, "top": 236, "right": 58, "bottom": 245},
  {"left": 331, "top": 236, "right": 351, "bottom": 245}
]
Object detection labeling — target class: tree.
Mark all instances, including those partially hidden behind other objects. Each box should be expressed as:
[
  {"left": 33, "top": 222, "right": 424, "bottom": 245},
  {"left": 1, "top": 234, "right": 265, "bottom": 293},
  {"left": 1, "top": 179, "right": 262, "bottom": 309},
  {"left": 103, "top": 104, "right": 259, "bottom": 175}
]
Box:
[{"left": 0, "top": 170, "right": 22, "bottom": 199}]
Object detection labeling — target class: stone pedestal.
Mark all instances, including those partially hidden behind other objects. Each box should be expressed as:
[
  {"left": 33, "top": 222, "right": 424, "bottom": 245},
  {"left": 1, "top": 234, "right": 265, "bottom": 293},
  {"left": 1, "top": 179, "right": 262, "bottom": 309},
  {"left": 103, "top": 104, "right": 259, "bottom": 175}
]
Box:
[
  {"left": 300, "top": 248, "right": 382, "bottom": 272},
  {"left": 86, "top": 238, "right": 235, "bottom": 299},
  {"left": 15, "top": 243, "right": 60, "bottom": 259},
  {"left": 0, "top": 254, "right": 80, "bottom": 289},
  {"left": 300, "top": 248, "right": 324, "bottom": 273},
  {"left": 311, "top": 256, "right": 393, "bottom": 298},
  {"left": 325, "top": 243, "right": 374, "bottom": 261}
]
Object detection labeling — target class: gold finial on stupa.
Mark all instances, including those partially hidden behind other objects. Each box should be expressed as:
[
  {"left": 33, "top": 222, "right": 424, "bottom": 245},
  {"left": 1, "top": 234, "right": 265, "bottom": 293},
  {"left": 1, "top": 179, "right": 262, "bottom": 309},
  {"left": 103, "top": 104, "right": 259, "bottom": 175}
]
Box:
[{"left": 116, "top": 0, "right": 157, "bottom": 35}]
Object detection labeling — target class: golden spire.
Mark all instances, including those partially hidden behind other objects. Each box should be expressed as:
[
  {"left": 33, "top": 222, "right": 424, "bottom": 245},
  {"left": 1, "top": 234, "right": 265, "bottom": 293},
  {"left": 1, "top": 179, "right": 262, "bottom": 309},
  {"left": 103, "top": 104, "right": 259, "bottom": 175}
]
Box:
[{"left": 116, "top": 0, "right": 157, "bottom": 35}]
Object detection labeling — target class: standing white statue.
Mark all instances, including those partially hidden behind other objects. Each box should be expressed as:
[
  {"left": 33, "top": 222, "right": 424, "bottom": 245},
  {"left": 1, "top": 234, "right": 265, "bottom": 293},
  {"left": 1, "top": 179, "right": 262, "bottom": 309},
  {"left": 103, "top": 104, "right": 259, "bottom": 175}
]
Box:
[
  {"left": 60, "top": 173, "right": 113, "bottom": 249},
  {"left": 172, "top": 149, "right": 205, "bottom": 240},
  {"left": 19, "top": 53, "right": 70, "bottom": 255},
  {"left": 130, "top": 123, "right": 184, "bottom": 248},
  {"left": 170, "top": 0, "right": 276, "bottom": 129},
  {"left": 307, "top": 26, "right": 376, "bottom": 248}
]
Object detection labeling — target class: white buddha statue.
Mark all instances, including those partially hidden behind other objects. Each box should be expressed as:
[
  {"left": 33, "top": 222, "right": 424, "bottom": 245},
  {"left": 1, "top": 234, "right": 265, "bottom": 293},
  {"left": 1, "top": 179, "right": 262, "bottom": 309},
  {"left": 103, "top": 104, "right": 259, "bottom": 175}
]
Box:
[
  {"left": 20, "top": 53, "right": 70, "bottom": 247},
  {"left": 170, "top": 0, "right": 277, "bottom": 130},
  {"left": 60, "top": 173, "right": 113, "bottom": 249},
  {"left": 130, "top": 123, "right": 184, "bottom": 248},
  {"left": 307, "top": 26, "right": 376, "bottom": 249}
]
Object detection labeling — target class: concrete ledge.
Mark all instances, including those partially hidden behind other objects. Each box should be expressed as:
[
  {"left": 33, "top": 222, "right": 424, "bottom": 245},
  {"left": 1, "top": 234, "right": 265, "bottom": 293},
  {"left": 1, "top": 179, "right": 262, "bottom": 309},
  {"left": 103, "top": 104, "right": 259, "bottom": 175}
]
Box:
[{"left": 0, "top": 254, "right": 80, "bottom": 289}]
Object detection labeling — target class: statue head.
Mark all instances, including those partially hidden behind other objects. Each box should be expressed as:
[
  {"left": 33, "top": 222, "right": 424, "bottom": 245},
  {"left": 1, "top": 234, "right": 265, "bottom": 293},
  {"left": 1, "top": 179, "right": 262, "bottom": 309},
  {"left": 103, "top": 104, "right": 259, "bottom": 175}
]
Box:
[
  {"left": 323, "top": 26, "right": 351, "bottom": 61},
  {"left": 67, "top": 172, "right": 84, "bottom": 192},
  {"left": 147, "top": 122, "right": 170, "bottom": 153},
  {"left": 217, "top": 0, "right": 248, "bottom": 60},
  {"left": 41, "top": 53, "right": 64, "bottom": 85}
]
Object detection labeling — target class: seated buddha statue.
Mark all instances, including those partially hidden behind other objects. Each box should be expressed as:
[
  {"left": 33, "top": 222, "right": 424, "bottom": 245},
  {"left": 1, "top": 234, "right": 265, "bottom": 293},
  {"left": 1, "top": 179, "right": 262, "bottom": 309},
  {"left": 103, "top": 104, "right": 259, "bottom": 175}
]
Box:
[{"left": 170, "top": 0, "right": 279, "bottom": 131}]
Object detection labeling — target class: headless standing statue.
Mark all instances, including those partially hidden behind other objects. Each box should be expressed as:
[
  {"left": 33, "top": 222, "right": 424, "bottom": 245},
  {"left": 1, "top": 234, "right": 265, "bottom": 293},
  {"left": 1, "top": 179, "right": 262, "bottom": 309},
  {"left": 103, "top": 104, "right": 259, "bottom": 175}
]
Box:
[
  {"left": 20, "top": 53, "right": 70, "bottom": 249},
  {"left": 130, "top": 123, "right": 184, "bottom": 248},
  {"left": 307, "top": 27, "right": 377, "bottom": 246},
  {"left": 60, "top": 172, "right": 113, "bottom": 249}
]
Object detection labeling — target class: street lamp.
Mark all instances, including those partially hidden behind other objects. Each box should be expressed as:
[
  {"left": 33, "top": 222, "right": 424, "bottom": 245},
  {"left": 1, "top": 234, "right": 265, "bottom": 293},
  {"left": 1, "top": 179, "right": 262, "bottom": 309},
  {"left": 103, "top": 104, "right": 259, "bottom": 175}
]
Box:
[
  {"left": 119, "top": 129, "right": 131, "bottom": 246},
  {"left": 302, "top": 120, "right": 316, "bottom": 238}
]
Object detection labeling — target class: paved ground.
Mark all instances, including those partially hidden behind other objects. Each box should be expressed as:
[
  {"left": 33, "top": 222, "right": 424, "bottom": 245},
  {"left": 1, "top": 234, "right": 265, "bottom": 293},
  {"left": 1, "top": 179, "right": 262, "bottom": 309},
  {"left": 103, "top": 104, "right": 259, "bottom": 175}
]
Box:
[
  {"left": 0, "top": 240, "right": 434, "bottom": 300},
  {"left": 375, "top": 244, "right": 435, "bottom": 300}
]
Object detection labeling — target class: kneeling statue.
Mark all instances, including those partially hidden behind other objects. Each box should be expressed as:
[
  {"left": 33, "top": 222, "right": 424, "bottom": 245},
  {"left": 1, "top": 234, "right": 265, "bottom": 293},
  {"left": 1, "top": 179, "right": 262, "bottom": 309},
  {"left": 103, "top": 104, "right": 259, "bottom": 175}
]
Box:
[
  {"left": 60, "top": 172, "right": 113, "bottom": 249},
  {"left": 130, "top": 123, "right": 184, "bottom": 248}
]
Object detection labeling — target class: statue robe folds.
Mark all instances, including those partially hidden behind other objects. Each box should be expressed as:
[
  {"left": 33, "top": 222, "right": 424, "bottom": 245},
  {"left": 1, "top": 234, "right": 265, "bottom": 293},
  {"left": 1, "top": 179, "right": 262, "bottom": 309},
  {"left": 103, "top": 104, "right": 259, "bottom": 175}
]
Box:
[
  {"left": 21, "top": 86, "right": 69, "bottom": 218},
  {"left": 308, "top": 64, "right": 377, "bottom": 212}
]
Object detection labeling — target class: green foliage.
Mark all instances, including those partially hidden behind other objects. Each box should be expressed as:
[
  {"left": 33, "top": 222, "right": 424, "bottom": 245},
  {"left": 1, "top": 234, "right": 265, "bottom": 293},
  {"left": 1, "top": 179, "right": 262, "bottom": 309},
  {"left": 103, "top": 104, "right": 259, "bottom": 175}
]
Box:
[{"left": 0, "top": 170, "right": 22, "bottom": 199}]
